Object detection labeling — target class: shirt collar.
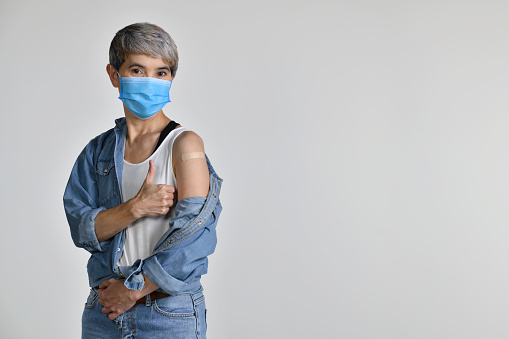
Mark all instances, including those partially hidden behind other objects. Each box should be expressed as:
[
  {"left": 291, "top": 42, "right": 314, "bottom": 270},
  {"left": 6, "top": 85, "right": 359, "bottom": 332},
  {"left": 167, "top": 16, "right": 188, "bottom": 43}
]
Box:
[{"left": 114, "top": 117, "right": 127, "bottom": 130}]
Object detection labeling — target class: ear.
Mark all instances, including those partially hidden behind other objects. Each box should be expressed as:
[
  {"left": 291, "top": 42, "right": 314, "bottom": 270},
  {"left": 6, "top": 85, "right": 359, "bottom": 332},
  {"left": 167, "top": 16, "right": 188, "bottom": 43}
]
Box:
[{"left": 106, "top": 64, "right": 120, "bottom": 88}]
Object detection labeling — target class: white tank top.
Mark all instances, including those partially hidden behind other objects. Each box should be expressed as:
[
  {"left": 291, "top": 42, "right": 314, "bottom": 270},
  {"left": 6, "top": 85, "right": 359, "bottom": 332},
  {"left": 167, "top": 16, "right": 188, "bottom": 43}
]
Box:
[{"left": 117, "top": 126, "right": 187, "bottom": 267}]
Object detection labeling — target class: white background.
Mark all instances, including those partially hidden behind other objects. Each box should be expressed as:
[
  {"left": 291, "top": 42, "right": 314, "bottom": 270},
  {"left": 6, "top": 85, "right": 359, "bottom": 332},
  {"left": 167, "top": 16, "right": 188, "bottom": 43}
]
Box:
[{"left": 1, "top": 0, "right": 509, "bottom": 338}]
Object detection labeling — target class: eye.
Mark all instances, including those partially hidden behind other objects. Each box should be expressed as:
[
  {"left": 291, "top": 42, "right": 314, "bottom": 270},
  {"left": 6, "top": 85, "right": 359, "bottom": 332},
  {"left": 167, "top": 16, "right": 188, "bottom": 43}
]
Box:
[
  {"left": 157, "top": 71, "right": 167, "bottom": 77},
  {"left": 131, "top": 68, "right": 143, "bottom": 76}
]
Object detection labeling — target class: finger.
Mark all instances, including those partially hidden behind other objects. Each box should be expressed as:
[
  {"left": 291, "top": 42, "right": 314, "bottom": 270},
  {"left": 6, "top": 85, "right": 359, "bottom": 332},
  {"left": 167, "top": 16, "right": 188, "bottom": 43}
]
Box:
[
  {"left": 101, "top": 305, "right": 114, "bottom": 314},
  {"left": 157, "top": 184, "right": 175, "bottom": 193},
  {"left": 98, "top": 280, "right": 111, "bottom": 289},
  {"left": 165, "top": 199, "right": 174, "bottom": 208},
  {"left": 156, "top": 207, "right": 169, "bottom": 215},
  {"left": 98, "top": 297, "right": 111, "bottom": 308},
  {"left": 109, "top": 312, "right": 120, "bottom": 320},
  {"left": 145, "top": 160, "right": 156, "bottom": 184}
]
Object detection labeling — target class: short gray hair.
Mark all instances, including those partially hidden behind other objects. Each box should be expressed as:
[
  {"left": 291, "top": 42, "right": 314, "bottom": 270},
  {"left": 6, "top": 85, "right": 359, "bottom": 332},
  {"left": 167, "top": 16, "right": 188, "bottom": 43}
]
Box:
[{"left": 109, "top": 22, "right": 179, "bottom": 77}]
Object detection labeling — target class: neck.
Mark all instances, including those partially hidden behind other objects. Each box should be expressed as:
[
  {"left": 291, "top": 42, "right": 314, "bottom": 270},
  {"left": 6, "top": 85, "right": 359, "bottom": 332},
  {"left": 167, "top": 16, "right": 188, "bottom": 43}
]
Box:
[{"left": 124, "top": 109, "right": 170, "bottom": 143}]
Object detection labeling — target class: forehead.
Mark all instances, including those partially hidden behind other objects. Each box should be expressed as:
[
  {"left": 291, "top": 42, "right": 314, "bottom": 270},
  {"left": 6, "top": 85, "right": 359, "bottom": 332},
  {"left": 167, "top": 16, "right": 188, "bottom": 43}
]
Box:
[{"left": 121, "top": 54, "right": 169, "bottom": 69}]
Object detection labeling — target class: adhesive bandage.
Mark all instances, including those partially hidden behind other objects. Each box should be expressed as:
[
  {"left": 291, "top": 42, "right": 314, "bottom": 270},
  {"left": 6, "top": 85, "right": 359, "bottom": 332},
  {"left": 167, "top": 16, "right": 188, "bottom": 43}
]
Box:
[{"left": 181, "top": 152, "right": 205, "bottom": 161}]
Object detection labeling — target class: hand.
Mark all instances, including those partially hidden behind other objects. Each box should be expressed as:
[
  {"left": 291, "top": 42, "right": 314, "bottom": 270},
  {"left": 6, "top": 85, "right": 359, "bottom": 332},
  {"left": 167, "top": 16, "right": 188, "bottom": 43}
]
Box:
[
  {"left": 131, "top": 160, "right": 176, "bottom": 218},
  {"left": 97, "top": 278, "right": 141, "bottom": 320}
]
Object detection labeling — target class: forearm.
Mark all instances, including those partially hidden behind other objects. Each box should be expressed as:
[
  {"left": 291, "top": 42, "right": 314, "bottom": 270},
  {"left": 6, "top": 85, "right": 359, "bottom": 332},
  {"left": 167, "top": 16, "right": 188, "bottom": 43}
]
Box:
[
  {"left": 97, "top": 272, "right": 159, "bottom": 320},
  {"left": 94, "top": 198, "right": 140, "bottom": 242},
  {"left": 95, "top": 160, "right": 176, "bottom": 242},
  {"left": 116, "top": 272, "right": 159, "bottom": 301},
  {"left": 138, "top": 272, "right": 159, "bottom": 297},
  {"left": 140, "top": 197, "right": 220, "bottom": 295}
]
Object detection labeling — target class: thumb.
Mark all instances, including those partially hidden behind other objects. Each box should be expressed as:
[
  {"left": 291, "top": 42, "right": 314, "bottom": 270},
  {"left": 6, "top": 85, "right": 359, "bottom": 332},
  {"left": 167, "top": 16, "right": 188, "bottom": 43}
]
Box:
[{"left": 145, "top": 160, "right": 156, "bottom": 184}]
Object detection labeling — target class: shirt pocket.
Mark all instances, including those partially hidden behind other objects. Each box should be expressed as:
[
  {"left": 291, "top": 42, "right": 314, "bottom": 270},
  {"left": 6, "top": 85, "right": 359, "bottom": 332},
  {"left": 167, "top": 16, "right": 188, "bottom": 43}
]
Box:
[{"left": 95, "top": 159, "right": 119, "bottom": 207}]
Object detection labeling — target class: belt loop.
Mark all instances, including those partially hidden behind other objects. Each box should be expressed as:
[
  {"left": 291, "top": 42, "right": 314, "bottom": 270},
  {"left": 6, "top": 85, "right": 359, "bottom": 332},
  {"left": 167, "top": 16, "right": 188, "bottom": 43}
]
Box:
[{"left": 145, "top": 293, "right": 151, "bottom": 306}]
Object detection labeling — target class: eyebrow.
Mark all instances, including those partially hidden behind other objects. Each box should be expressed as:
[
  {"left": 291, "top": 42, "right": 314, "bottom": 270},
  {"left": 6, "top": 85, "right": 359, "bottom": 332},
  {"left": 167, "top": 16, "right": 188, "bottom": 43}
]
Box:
[
  {"left": 127, "top": 63, "right": 146, "bottom": 69},
  {"left": 127, "top": 63, "right": 171, "bottom": 71}
]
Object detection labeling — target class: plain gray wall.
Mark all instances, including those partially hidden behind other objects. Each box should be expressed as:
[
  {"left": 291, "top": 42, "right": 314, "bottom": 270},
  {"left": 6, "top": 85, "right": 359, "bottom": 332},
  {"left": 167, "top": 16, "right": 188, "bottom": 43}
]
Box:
[{"left": 1, "top": 0, "right": 509, "bottom": 338}]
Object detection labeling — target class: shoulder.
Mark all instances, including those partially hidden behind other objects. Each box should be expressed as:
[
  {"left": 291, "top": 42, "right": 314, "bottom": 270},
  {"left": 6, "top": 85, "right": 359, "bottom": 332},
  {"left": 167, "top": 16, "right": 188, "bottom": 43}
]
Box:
[
  {"left": 91, "top": 117, "right": 124, "bottom": 152},
  {"left": 173, "top": 130, "right": 205, "bottom": 153},
  {"left": 79, "top": 127, "right": 116, "bottom": 163}
]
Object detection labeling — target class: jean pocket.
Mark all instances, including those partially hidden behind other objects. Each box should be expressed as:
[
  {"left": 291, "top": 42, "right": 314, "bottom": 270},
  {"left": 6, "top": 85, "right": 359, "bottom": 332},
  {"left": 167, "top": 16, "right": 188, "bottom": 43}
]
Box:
[
  {"left": 84, "top": 289, "right": 99, "bottom": 309},
  {"left": 193, "top": 294, "right": 205, "bottom": 307},
  {"left": 153, "top": 296, "right": 196, "bottom": 318}
]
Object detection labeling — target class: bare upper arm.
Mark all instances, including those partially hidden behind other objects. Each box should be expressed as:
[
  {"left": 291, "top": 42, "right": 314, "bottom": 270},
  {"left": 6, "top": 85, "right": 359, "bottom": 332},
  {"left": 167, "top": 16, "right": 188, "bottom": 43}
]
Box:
[{"left": 172, "top": 131, "right": 210, "bottom": 201}]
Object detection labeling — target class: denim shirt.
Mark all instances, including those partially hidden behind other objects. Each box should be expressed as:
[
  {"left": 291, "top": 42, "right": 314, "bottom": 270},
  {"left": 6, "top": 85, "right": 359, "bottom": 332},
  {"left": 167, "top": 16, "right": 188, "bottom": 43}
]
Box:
[{"left": 63, "top": 118, "right": 222, "bottom": 295}]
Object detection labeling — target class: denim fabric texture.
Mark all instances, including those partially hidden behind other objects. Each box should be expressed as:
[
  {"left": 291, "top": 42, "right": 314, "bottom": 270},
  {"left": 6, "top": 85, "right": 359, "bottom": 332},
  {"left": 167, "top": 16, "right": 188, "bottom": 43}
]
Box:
[
  {"left": 82, "top": 287, "right": 207, "bottom": 338},
  {"left": 63, "top": 117, "right": 223, "bottom": 296}
]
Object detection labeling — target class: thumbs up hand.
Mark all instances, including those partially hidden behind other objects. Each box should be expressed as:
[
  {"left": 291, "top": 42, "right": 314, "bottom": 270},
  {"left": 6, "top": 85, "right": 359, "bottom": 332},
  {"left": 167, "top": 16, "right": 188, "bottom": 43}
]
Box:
[{"left": 131, "top": 160, "right": 176, "bottom": 218}]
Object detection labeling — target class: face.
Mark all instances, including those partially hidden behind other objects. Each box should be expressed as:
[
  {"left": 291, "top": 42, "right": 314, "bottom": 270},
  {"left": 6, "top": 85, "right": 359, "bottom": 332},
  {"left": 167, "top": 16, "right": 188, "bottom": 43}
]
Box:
[{"left": 107, "top": 54, "right": 174, "bottom": 88}]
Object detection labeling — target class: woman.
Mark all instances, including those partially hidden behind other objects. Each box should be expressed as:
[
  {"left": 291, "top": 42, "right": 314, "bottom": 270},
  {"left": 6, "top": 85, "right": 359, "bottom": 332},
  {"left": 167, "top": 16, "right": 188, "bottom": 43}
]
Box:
[{"left": 63, "top": 22, "right": 222, "bottom": 338}]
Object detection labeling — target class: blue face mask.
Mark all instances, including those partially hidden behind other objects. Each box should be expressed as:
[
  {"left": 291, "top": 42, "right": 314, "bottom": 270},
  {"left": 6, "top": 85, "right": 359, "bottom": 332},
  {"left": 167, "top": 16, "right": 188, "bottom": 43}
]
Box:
[{"left": 118, "top": 75, "right": 172, "bottom": 120}]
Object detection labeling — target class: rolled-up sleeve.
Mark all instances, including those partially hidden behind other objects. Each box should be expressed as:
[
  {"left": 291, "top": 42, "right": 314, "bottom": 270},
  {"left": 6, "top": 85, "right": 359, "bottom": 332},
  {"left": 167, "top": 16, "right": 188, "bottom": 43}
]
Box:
[
  {"left": 63, "top": 142, "right": 105, "bottom": 253},
  {"left": 124, "top": 195, "right": 222, "bottom": 295}
]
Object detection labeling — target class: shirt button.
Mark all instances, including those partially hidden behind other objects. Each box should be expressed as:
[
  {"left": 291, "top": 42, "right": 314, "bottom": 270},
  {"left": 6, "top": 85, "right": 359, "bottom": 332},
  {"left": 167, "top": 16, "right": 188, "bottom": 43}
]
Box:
[
  {"left": 117, "top": 248, "right": 120, "bottom": 251},
  {"left": 103, "top": 169, "right": 108, "bottom": 173},
  {"left": 116, "top": 148, "right": 120, "bottom": 151}
]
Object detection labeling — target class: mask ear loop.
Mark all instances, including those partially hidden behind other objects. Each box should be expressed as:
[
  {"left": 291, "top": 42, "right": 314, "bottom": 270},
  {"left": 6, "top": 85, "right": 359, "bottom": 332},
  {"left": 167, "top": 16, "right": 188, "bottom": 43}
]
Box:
[{"left": 116, "top": 71, "right": 123, "bottom": 98}]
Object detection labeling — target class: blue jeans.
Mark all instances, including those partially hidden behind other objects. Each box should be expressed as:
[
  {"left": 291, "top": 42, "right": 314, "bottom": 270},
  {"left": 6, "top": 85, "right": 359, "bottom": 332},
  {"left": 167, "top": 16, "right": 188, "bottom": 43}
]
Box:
[{"left": 82, "top": 287, "right": 207, "bottom": 339}]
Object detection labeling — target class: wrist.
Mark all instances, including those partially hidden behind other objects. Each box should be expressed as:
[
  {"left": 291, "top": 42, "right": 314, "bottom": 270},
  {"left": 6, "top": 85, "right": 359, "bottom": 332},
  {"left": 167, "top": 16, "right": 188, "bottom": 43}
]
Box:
[
  {"left": 128, "top": 196, "right": 143, "bottom": 220},
  {"left": 129, "top": 288, "right": 143, "bottom": 302}
]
